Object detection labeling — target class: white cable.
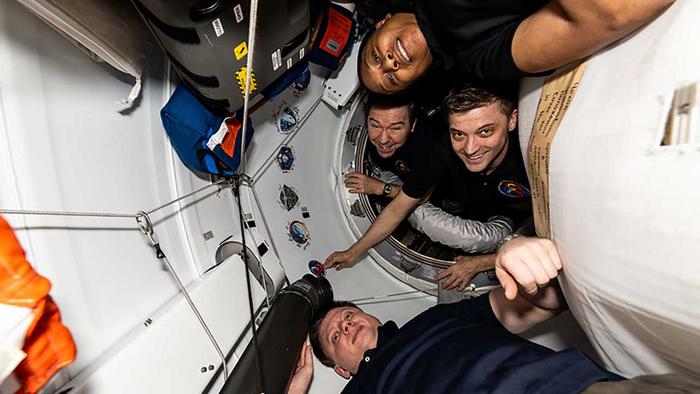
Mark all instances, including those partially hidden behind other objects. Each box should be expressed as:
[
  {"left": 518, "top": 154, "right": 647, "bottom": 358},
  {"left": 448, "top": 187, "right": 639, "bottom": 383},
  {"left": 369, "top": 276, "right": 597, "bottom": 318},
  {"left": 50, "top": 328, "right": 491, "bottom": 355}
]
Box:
[
  {"left": 0, "top": 179, "right": 228, "bottom": 220},
  {"left": 238, "top": 0, "right": 259, "bottom": 177}
]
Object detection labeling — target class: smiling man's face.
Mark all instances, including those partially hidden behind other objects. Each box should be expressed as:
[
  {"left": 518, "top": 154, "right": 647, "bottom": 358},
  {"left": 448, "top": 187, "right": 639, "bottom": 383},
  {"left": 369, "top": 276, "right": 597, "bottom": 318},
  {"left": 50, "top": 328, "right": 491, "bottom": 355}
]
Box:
[
  {"left": 318, "top": 306, "right": 382, "bottom": 378},
  {"left": 449, "top": 101, "right": 517, "bottom": 174},
  {"left": 359, "top": 13, "right": 433, "bottom": 94}
]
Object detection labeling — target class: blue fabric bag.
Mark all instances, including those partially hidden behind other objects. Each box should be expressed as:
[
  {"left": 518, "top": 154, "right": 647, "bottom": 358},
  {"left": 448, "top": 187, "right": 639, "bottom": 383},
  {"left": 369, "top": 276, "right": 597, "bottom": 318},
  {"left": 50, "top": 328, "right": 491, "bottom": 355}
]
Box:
[{"left": 160, "top": 84, "right": 253, "bottom": 176}]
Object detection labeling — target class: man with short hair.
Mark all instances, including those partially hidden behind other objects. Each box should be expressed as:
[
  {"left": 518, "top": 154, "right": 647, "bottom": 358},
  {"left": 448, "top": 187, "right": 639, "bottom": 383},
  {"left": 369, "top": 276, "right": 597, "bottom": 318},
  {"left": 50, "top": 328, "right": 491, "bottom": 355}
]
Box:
[
  {"left": 293, "top": 238, "right": 615, "bottom": 393},
  {"left": 358, "top": 0, "right": 674, "bottom": 94},
  {"left": 327, "top": 83, "right": 533, "bottom": 293},
  {"left": 289, "top": 238, "right": 700, "bottom": 394},
  {"left": 327, "top": 90, "right": 515, "bottom": 271},
  {"left": 416, "top": 81, "right": 535, "bottom": 289}
]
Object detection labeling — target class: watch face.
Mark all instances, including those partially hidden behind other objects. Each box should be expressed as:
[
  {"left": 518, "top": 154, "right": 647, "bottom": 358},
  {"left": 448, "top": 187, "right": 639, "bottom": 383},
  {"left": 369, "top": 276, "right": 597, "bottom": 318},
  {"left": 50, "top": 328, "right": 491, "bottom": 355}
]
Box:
[{"left": 383, "top": 183, "right": 392, "bottom": 195}]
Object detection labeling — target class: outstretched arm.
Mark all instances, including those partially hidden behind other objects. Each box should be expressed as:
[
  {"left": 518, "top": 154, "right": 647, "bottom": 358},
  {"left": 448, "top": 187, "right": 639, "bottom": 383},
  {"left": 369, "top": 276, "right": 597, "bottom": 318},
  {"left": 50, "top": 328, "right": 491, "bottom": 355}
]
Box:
[
  {"left": 407, "top": 203, "right": 513, "bottom": 253},
  {"left": 512, "top": 0, "right": 675, "bottom": 73},
  {"left": 325, "top": 191, "right": 420, "bottom": 270}
]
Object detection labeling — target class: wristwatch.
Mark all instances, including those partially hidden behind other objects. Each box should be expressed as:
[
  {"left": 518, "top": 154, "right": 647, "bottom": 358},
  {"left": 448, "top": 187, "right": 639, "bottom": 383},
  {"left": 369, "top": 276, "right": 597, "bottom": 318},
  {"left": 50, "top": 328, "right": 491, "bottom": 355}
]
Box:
[{"left": 382, "top": 183, "right": 393, "bottom": 196}]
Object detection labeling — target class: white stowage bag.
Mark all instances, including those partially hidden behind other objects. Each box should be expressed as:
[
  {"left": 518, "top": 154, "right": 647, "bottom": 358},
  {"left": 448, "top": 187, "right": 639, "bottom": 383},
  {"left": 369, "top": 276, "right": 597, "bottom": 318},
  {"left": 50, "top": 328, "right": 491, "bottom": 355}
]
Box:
[
  {"left": 518, "top": 0, "right": 700, "bottom": 379},
  {"left": 15, "top": 0, "right": 153, "bottom": 105}
]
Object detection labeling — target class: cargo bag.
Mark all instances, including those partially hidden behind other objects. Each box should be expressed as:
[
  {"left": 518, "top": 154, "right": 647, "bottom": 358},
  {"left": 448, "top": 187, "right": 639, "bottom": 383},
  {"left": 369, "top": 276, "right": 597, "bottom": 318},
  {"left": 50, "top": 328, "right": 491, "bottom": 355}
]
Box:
[{"left": 160, "top": 84, "right": 253, "bottom": 177}]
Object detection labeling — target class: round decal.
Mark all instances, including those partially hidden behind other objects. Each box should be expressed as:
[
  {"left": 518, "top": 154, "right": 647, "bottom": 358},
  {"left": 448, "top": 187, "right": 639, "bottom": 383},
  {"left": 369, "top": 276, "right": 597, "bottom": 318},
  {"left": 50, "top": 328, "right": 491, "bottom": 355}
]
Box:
[
  {"left": 308, "top": 260, "right": 325, "bottom": 277},
  {"left": 498, "top": 180, "right": 531, "bottom": 198},
  {"left": 288, "top": 220, "right": 310, "bottom": 247}
]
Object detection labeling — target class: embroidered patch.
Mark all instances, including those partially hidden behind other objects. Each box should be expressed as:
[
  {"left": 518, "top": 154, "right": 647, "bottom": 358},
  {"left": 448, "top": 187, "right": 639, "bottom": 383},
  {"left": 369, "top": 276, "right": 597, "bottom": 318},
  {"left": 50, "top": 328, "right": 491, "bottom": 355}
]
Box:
[
  {"left": 279, "top": 184, "right": 300, "bottom": 211},
  {"left": 498, "top": 180, "right": 531, "bottom": 198},
  {"left": 276, "top": 146, "right": 295, "bottom": 172},
  {"left": 394, "top": 160, "right": 410, "bottom": 174},
  {"left": 274, "top": 103, "right": 300, "bottom": 134},
  {"left": 287, "top": 220, "right": 310, "bottom": 248}
]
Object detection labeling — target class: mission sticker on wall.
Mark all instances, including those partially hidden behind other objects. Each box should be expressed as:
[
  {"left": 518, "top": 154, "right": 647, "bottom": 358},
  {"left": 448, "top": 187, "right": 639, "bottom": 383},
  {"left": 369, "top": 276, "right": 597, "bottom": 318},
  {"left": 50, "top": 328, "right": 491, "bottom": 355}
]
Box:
[
  {"left": 287, "top": 220, "right": 310, "bottom": 249},
  {"left": 278, "top": 184, "right": 300, "bottom": 211},
  {"left": 276, "top": 146, "right": 296, "bottom": 172},
  {"left": 235, "top": 67, "right": 257, "bottom": 95},
  {"left": 274, "top": 102, "right": 300, "bottom": 134}
]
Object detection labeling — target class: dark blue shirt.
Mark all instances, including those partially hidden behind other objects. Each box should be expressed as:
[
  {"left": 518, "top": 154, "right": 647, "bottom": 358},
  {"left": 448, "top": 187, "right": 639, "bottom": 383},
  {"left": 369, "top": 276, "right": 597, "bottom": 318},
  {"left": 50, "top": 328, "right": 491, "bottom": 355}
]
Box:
[
  {"left": 414, "top": 0, "right": 548, "bottom": 81},
  {"left": 368, "top": 115, "right": 447, "bottom": 199},
  {"left": 431, "top": 130, "right": 533, "bottom": 229},
  {"left": 342, "top": 294, "right": 619, "bottom": 394}
]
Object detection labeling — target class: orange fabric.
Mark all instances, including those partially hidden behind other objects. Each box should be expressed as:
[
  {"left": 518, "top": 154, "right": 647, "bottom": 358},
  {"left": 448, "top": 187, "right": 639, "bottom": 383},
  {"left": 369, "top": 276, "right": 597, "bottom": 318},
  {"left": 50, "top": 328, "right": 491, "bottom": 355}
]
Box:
[{"left": 0, "top": 216, "right": 76, "bottom": 393}]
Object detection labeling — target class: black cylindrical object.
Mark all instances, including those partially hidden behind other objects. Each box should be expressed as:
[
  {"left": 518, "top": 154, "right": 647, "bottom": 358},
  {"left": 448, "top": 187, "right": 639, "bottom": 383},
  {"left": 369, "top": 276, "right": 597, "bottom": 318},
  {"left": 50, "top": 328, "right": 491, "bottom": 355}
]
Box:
[
  {"left": 132, "top": 0, "right": 310, "bottom": 114},
  {"left": 220, "top": 274, "right": 333, "bottom": 394}
]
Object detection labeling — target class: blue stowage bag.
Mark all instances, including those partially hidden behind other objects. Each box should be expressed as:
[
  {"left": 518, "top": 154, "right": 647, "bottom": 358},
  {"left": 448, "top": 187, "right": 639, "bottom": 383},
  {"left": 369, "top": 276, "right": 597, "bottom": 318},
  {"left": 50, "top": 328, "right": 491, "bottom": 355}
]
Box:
[{"left": 160, "top": 84, "right": 253, "bottom": 177}]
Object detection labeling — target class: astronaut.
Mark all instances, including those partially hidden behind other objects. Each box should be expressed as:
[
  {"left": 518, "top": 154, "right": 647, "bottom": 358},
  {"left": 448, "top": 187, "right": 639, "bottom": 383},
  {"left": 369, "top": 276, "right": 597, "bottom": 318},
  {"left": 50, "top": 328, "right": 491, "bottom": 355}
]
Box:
[{"left": 326, "top": 83, "right": 531, "bottom": 280}]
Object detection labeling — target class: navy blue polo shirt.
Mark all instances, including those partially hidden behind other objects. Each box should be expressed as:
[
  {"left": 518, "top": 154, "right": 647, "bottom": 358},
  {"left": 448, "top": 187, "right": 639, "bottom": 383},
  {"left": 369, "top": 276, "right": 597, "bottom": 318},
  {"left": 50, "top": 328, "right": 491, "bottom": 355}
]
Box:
[{"left": 342, "top": 294, "right": 620, "bottom": 394}]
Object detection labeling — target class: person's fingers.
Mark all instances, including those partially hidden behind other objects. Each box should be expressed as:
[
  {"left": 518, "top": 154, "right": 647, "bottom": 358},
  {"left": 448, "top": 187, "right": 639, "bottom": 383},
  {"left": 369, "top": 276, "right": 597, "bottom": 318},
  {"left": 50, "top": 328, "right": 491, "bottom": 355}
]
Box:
[
  {"left": 541, "top": 240, "right": 561, "bottom": 280},
  {"left": 435, "top": 269, "right": 451, "bottom": 281},
  {"left": 324, "top": 253, "right": 339, "bottom": 268},
  {"left": 303, "top": 344, "right": 312, "bottom": 366},
  {"left": 495, "top": 266, "right": 518, "bottom": 300},
  {"left": 458, "top": 279, "right": 468, "bottom": 291},
  {"left": 544, "top": 240, "right": 563, "bottom": 271},
  {"left": 443, "top": 271, "right": 461, "bottom": 289},
  {"left": 527, "top": 241, "right": 558, "bottom": 285},
  {"left": 501, "top": 253, "right": 538, "bottom": 295},
  {"left": 522, "top": 247, "right": 551, "bottom": 287}
]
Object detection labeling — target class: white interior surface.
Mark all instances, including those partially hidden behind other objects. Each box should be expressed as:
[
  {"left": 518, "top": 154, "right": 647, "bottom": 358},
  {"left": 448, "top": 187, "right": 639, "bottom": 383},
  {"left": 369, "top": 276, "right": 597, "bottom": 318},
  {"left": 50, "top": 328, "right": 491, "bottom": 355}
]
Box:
[
  {"left": 518, "top": 0, "right": 700, "bottom": 378},
  {"left": 3, "top": 0, "right": 691, "bottom": 392},
  {"left": 0, "top": 2, "right": 433, "bottom": 393},
  {"left": 66, "top": 256, "right": 266, "bottom": 393}
]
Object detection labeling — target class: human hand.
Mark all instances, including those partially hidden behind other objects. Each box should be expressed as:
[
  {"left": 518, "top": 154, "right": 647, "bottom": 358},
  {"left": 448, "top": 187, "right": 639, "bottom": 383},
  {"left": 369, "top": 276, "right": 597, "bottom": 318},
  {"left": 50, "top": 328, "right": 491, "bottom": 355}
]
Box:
[
  {"left": 287, "top": 343, "right": 313, "bottom": 394},
  {"left": 436, "top": 256, "right": 482, "bottom": 291},
  {"left": 324, "top": 249, "right": 360, "bottom": 271},
  {"left": 344, "top": 172, "right": 384, "bottom": 195},
  {"left": 495, "top": 237, "right": 562, "bottom": 300}
]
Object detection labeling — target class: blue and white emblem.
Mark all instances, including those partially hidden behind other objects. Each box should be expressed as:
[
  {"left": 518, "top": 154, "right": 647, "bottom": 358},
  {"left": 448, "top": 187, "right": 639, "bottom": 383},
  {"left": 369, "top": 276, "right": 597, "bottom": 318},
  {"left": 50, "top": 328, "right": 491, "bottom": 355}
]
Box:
[{"left": 498, "top": 180, "right": 530, "bottom": 198}]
